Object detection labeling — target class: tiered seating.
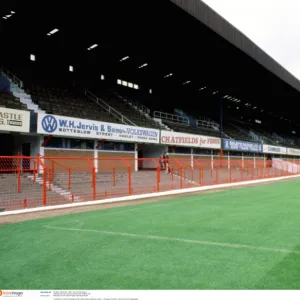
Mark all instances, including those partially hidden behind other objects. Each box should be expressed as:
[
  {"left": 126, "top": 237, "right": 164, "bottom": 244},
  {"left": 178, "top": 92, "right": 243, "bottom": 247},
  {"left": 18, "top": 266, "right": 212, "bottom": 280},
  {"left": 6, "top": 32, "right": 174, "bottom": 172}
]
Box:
[
  {"left": 105, "top": 93, "right": 164, "bottom": 129},
  {"left": 272, "top": 133, "right": 297, "bottom": 147},
  {"left": 27, "top": 85, "right": 118, "bottom": 123},
  {"left": 230, "top": 119, "right": 298, "bottom": 147},
  {"left": 222, "top": 123, "right": 255, "bottom": 141},
  {"left": 22, "top": 84, "right": 300, "bottom": 146},
  {"left": 51, "top": 171, "right": 188, "bottom": 200},
  {"left": 249, "top": 128, "right": 279, "bottom": 146},
  {"left": 229, "top": 120, "right": 275, "bottom": 144},
  {"left": 0, "top": 91, "right": 28, "bottom": 111},
  {"left": 162, "top": 120, "right": 219, "bottom": 136}
]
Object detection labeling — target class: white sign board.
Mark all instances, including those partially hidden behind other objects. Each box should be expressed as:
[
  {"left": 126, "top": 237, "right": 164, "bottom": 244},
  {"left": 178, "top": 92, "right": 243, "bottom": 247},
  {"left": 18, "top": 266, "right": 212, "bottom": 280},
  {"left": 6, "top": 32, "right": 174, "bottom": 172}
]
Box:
[
  {"left": 262, "top": 144, "right": 286, "bottom": 154},
  {"left": 286, "top": 148, "right": 300, "bottom": 156},
  {"left": 160, "top": 130, "right": 221, "bottom": 149},
  {"left": 273, "top": 158, "right": 300, "bottom": 173},
  {"left": 0, "top": 107, "right": 30, "bottom": 133},
  {"left": 37, "top": 114, "right": 160, "bottom": 144}
]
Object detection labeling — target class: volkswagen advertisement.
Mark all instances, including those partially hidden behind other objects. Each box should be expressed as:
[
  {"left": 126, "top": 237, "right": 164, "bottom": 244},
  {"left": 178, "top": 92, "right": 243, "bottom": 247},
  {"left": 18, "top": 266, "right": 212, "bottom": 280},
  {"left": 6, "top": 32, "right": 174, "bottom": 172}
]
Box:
[{"left": 37, "top": 113, "right": 160, "bottom": 143}]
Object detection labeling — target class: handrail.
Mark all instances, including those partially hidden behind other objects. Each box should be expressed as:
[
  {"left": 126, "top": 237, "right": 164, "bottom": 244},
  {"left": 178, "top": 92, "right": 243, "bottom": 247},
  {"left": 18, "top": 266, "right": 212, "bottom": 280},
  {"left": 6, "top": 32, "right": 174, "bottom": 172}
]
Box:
[
  {"left": 230, "top": 122, "right": 251, "bottom": 137},
  {"left": 154, "top": 111, "right": 189, "bottom": 125},
  {"left": 0, "top": 65, "right": 23, "bottom": 88},
  {"left": 197, "top": 115, "right": 217, "bottom": 123},
  {"left": 85, "top": 90, "right": 137, "bottom": 126},
  {"left": 118, "top": 94, "right": 151, "bottom": 115},
  {"left": 196, "top": 119, "right": 219, "bottom": 130}
]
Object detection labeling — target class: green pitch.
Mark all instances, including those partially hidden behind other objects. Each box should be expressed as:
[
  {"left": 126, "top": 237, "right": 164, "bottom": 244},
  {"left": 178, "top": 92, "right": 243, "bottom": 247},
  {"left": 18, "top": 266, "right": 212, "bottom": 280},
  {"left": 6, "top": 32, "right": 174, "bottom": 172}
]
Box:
[{"left": 1, "top": 179, "right": 300, "bottom": 289}]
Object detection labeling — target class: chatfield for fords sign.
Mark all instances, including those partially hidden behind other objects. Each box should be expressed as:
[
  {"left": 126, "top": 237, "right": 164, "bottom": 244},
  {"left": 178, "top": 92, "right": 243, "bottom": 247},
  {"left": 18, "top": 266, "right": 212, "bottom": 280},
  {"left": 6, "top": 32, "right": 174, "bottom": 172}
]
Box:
[
  {"left": 37, "top": 113, "right": 160, "bottom": 143},
  {"left": 0, "top": 107, "right": 30, "bottom": 133},
  {"left": 160, "top": 130, "right": 221, "bottom": 149}
]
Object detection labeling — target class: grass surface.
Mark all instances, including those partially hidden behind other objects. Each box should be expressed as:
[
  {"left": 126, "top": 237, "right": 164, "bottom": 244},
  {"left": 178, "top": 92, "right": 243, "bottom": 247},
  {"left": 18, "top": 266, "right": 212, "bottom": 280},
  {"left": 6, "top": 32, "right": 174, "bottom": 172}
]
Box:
[{"left": 1, "top": 180, "right": 300, "bottom": 289}]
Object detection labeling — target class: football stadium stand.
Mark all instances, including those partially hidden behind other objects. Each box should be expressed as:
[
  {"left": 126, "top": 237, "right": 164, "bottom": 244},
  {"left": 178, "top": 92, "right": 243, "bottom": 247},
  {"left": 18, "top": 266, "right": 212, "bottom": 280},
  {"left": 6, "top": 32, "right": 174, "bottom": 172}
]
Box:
[{"left": 1, "top": 0, "right": 300, "bottom": 213}]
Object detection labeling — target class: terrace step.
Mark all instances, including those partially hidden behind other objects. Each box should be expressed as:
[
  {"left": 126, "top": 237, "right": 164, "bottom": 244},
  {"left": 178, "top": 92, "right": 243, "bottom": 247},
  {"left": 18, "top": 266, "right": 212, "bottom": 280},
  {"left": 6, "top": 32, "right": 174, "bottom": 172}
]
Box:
[{"left": 27, "top": 175, "right": 82, "bottom": 202}]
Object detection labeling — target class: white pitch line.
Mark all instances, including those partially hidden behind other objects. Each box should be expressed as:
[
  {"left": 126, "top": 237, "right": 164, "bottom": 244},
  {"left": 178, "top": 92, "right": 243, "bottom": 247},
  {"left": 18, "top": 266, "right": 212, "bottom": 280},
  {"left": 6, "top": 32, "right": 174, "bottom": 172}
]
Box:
[
  {"left": 55, "top": 203, "right": 178, "bottom": 226},
  {"left": 94, "top": 203, "right": 171, "bottom": 217},
  {"left": 44, "top": 225, "right": 300, "bottom": 255},
  {"left": 55, "top": 205, "right": 169, "bottom": 226}
]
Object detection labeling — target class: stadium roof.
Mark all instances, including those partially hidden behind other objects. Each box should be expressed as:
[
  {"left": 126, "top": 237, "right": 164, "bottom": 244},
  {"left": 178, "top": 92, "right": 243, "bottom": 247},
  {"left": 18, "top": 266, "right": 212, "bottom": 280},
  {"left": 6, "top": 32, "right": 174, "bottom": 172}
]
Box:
[{"left": 1, "top": 0, "right": 300, "bottom": 129}]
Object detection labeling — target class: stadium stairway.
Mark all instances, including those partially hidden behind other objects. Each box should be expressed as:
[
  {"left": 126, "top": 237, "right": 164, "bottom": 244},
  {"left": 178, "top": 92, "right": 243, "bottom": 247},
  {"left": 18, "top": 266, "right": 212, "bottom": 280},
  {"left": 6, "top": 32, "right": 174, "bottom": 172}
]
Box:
[
  {"left": 10, "top": 83, "right": 45, "bottom": 113},
  {"left": 27, "top": 174, "right": 81, "bottom": 202},
  {"left": 0, "top": 173, "right": 66, "bottom": 210},
  {"left": 0, "top": 68, "right": 45, "bottom": 113}
]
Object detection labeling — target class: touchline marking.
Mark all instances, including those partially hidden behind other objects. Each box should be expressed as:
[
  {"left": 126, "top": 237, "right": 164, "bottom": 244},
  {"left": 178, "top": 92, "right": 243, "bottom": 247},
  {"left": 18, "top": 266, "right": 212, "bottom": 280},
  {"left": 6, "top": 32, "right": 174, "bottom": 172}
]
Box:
[
  {"left": 55, "top": 203, "right": 178, "bottom": 226},
  {"left": 44, "top": 225, "right": 300, "bottom": 255},
  {"left": 95, "top": 203, "right": 170, "bottom": 217}
]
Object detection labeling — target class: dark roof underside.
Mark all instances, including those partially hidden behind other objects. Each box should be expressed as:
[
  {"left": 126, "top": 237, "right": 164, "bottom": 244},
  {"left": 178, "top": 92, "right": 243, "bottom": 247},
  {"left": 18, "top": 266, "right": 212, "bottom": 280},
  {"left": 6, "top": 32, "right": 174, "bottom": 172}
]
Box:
[{"left": 172, "top": 0, "right": 300, "bottom": 93}]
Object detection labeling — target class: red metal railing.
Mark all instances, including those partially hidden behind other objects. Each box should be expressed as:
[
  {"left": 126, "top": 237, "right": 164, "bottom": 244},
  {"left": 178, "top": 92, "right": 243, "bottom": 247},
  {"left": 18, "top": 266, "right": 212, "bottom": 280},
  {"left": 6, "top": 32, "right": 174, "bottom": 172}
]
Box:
[{"left": 0, "top": 156, "right": 298, "bottom": 211}]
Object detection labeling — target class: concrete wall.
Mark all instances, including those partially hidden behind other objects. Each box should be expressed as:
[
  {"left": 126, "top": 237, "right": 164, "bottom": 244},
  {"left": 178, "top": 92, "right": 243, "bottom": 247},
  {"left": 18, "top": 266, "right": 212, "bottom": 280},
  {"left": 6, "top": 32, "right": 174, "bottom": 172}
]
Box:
[
  {"left": 193, "top": 154, "right": 212, "bottom": 168},
  {"left": 44, "top": 149, "right": 94, "bottom": 172},
  {"left": 98, "top": 151, "right": 135, "bottom": 171},
  {"left": 43, "top": 149, "right": 135, "bottom": 172},
  {"left": 12, "top": 134, "right": 42, "bottom": 157},
  {"left": 142, "top": 144, "right": 166, "bottom": 169},
  {"left": 169, "top": 153, "right": 191, "bottom": 168}
]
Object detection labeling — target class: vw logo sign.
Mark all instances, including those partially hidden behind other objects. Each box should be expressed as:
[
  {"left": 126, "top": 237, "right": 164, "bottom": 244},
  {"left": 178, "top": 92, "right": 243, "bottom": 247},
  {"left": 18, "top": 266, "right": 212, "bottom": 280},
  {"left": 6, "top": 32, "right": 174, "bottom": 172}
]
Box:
[{"left": 41, "top": 115, "right": 58, "bottom": 133}]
